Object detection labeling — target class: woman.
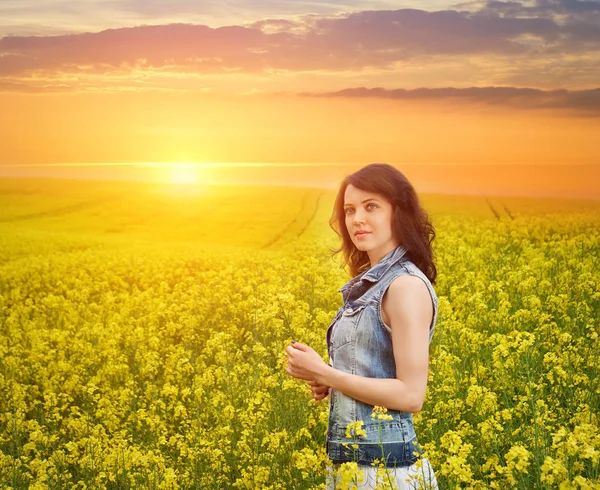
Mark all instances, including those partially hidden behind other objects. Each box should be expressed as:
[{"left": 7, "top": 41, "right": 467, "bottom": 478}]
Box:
[{"left": 285, "top": 163, "right": 439, "bottom": 489}]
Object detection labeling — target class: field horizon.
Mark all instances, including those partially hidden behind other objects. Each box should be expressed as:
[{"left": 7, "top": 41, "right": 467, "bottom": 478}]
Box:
[{"left": 2, "top": 162, "right": 599, "bottom": 201}]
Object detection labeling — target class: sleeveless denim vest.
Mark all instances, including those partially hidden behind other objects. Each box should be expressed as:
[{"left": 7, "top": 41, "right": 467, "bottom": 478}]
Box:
[{"left": 325, "top": 244, "right": 438, "bottom": 467}]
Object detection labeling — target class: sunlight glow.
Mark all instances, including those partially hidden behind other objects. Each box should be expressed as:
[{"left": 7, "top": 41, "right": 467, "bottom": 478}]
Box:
[{"left": 170, "top": 163, "right": 198, "bottom": 184}]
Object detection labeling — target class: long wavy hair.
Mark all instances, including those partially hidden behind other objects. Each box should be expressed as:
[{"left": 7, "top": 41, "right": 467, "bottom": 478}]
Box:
[{"left": 329, "top": 163, "right": 437, "bottom": 285}]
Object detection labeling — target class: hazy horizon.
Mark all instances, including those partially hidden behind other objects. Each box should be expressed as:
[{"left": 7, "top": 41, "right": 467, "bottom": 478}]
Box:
[{"left": 1, "top": 162, "right": 599, "bottom": 200}]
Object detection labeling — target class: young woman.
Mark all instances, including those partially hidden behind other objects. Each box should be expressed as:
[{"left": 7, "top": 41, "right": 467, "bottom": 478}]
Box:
[{"left": 285, "top": 163, "right": 439, "bottom": 489}]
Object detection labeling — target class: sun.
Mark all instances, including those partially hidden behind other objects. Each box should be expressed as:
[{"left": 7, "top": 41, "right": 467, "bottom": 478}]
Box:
[{"left": 170, "top": 163, "right": 198, "bottom": 184}]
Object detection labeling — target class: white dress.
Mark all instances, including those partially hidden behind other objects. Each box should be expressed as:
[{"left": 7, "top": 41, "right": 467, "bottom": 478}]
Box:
[{"left": 326, "top": 457, "right": 439, "bottom": 490}]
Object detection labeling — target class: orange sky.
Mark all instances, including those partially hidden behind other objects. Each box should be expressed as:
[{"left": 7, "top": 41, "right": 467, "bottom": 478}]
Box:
[
  {"left": 0, "top": 1, "right": 599, "bottom": 197},
  {"left": 2, "top": 91, "right": 599, "bottom": 166}
]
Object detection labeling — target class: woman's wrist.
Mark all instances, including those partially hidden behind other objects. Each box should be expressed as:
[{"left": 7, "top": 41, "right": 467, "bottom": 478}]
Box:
[{"left": 319, "top": 363, "right": 342, "bottom": 388}]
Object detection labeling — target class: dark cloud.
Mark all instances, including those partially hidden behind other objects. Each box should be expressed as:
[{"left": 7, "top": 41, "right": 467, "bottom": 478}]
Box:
[
  {"left": 533, "top": 0, "right": 600, "bottom": 14},
  {"left": 477, "top": 0, "right": 600, "bottom": 18},
  {"left": 0, "top": 3, "right": 598, "bottom": 80},
  {"left": 481, "top": 0, "right": 600, "bottom": 29},
  {"left": 0, "top": 24, "right": 274, "bottom": 76},
  {"left": 301, "top": 86, "right": 600, "bottom": 116}
]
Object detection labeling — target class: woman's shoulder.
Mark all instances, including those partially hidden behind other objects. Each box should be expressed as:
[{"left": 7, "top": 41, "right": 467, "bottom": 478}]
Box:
[
  {"left": 395, "top": 259, "right": 433, "bottom": 283},
  {"left": 386, "top": 260, "right": 437, "bottom": 300},
  {"left": 380, "top": 268, "right": 435, "bottom": 333}
]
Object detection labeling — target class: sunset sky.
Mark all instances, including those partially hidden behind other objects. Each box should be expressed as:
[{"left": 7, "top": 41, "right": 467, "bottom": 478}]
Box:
[{"left": 0, "top": 0, "right": 599, "bottom": 196}]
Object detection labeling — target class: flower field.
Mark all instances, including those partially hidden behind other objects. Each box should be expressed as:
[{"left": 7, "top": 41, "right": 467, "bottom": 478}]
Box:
[{"left": 0, "top": 177, "right": 599, "bottom": 489}]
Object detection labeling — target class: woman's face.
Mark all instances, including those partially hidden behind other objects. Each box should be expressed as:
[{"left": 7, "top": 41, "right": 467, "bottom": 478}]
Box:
[{"left": 344, "top": 184, "right": 398, "bottom": 260}]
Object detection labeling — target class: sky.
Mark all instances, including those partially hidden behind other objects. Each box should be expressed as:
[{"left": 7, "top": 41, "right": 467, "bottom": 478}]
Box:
[{"left": 0, "top": 0, "right": 599, "bottom": 196}]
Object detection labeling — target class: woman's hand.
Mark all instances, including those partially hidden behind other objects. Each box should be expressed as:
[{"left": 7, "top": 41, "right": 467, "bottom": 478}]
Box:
[
  {"left": 285, "top": 341, "right": 329, "bottom": 384},
  {"left": 308, "top": 380, "right": 330, "bottom": 401}
]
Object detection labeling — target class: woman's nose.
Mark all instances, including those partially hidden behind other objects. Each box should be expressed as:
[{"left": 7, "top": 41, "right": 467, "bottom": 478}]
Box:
[{"left": 352, "top": 209, "right": 366, "bottom": 224}]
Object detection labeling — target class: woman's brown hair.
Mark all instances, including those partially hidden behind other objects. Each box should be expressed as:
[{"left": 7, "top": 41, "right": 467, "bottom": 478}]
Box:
[{"left": 329, "top": 163, "right": 437, "bottom": 285}]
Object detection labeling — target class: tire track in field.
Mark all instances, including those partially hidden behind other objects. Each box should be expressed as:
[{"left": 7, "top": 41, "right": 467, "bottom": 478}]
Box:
[
  {"left": 500, "top": 200, "right": 515, "bottom": 220},
  {"left": 293, "top": 190, "right": 326, "bottom": 240},
  {"left": 484, "top": 197, "right": 501, "bottom": 220},
  {"left": 0, "top": 195, "right": 123, "bottom": 223},
  {"left": 263, "top": 189, "right": 326, "bottom": 249},
  {"left": 484, "top": 197, "right": 515, "bottom": 221},
  {"left": 262, "top": 192, "right": 310, "bottom": 249}
]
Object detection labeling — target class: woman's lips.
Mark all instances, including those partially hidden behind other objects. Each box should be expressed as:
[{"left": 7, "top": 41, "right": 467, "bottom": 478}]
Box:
[{"left": 355, "top": 231, "right": 371, "bottom": 238}]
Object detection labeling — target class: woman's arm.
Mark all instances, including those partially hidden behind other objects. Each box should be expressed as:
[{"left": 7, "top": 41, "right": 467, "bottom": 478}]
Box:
[{"left": 286, "top": 274, "right": 433, "bottom": 413}]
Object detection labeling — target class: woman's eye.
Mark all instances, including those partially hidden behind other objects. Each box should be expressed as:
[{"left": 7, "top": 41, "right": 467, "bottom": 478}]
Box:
[{"left": 345, "top": 204, "right": 376, "bottom": 214}]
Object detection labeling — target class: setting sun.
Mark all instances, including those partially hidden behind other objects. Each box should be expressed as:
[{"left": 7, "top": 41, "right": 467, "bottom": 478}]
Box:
[{"left": 170, "top": 164, "right": 198, "bottom": 184}]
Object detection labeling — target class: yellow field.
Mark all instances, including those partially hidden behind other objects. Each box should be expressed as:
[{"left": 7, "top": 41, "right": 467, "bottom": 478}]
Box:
[{"left": 0, "top": 177, "right": 599, "bottom": 489}]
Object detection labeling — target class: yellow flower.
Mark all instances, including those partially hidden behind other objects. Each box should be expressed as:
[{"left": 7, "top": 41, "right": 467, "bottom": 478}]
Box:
[
  {"left": 330, "top": 462, "right": 365, "bottom": 489},
  {"left": 345, "top": 420, "right": 367, "bottom": 439},
  {"left": 371, "top": 406, "right": 393, "bottom": 421}
]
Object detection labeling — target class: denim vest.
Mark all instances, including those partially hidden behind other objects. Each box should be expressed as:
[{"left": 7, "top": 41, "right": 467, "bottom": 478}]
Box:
[{"left": 325, "top": 244, "right": 438, "bottom": 467}]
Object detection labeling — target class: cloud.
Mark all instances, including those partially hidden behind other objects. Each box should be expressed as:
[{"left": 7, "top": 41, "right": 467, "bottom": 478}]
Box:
[
  {"left": 301, "top": 85, "right": 600, "bottom": 116},
  {"left": 485, "top": 0, "right": 600, "bottom": 15},
  {"left": 1, "top": 4, "right": 597, "bottom": 77},
  {"left": 0, "top": 0, "right": 409, "bottom": 37},
  {"left": 0, "top": 23, "right": 274, "bottom": 77},
  {"left": 0, "top": 80, "right": 74, "bottom": 93},
  {"left": 0, "top": 2, "right": 598, "bottom": 94},
  {"left": 116, "top": 0, "right": 383, "bottom": 18}
]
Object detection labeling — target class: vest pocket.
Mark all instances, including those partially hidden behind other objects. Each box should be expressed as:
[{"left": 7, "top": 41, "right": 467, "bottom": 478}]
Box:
[
  {"left": 341, "top": 303, "right": 368, "bottom": 318},
  {"left": 331, "top": 303, "right": 367, "bottom": 349}
]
